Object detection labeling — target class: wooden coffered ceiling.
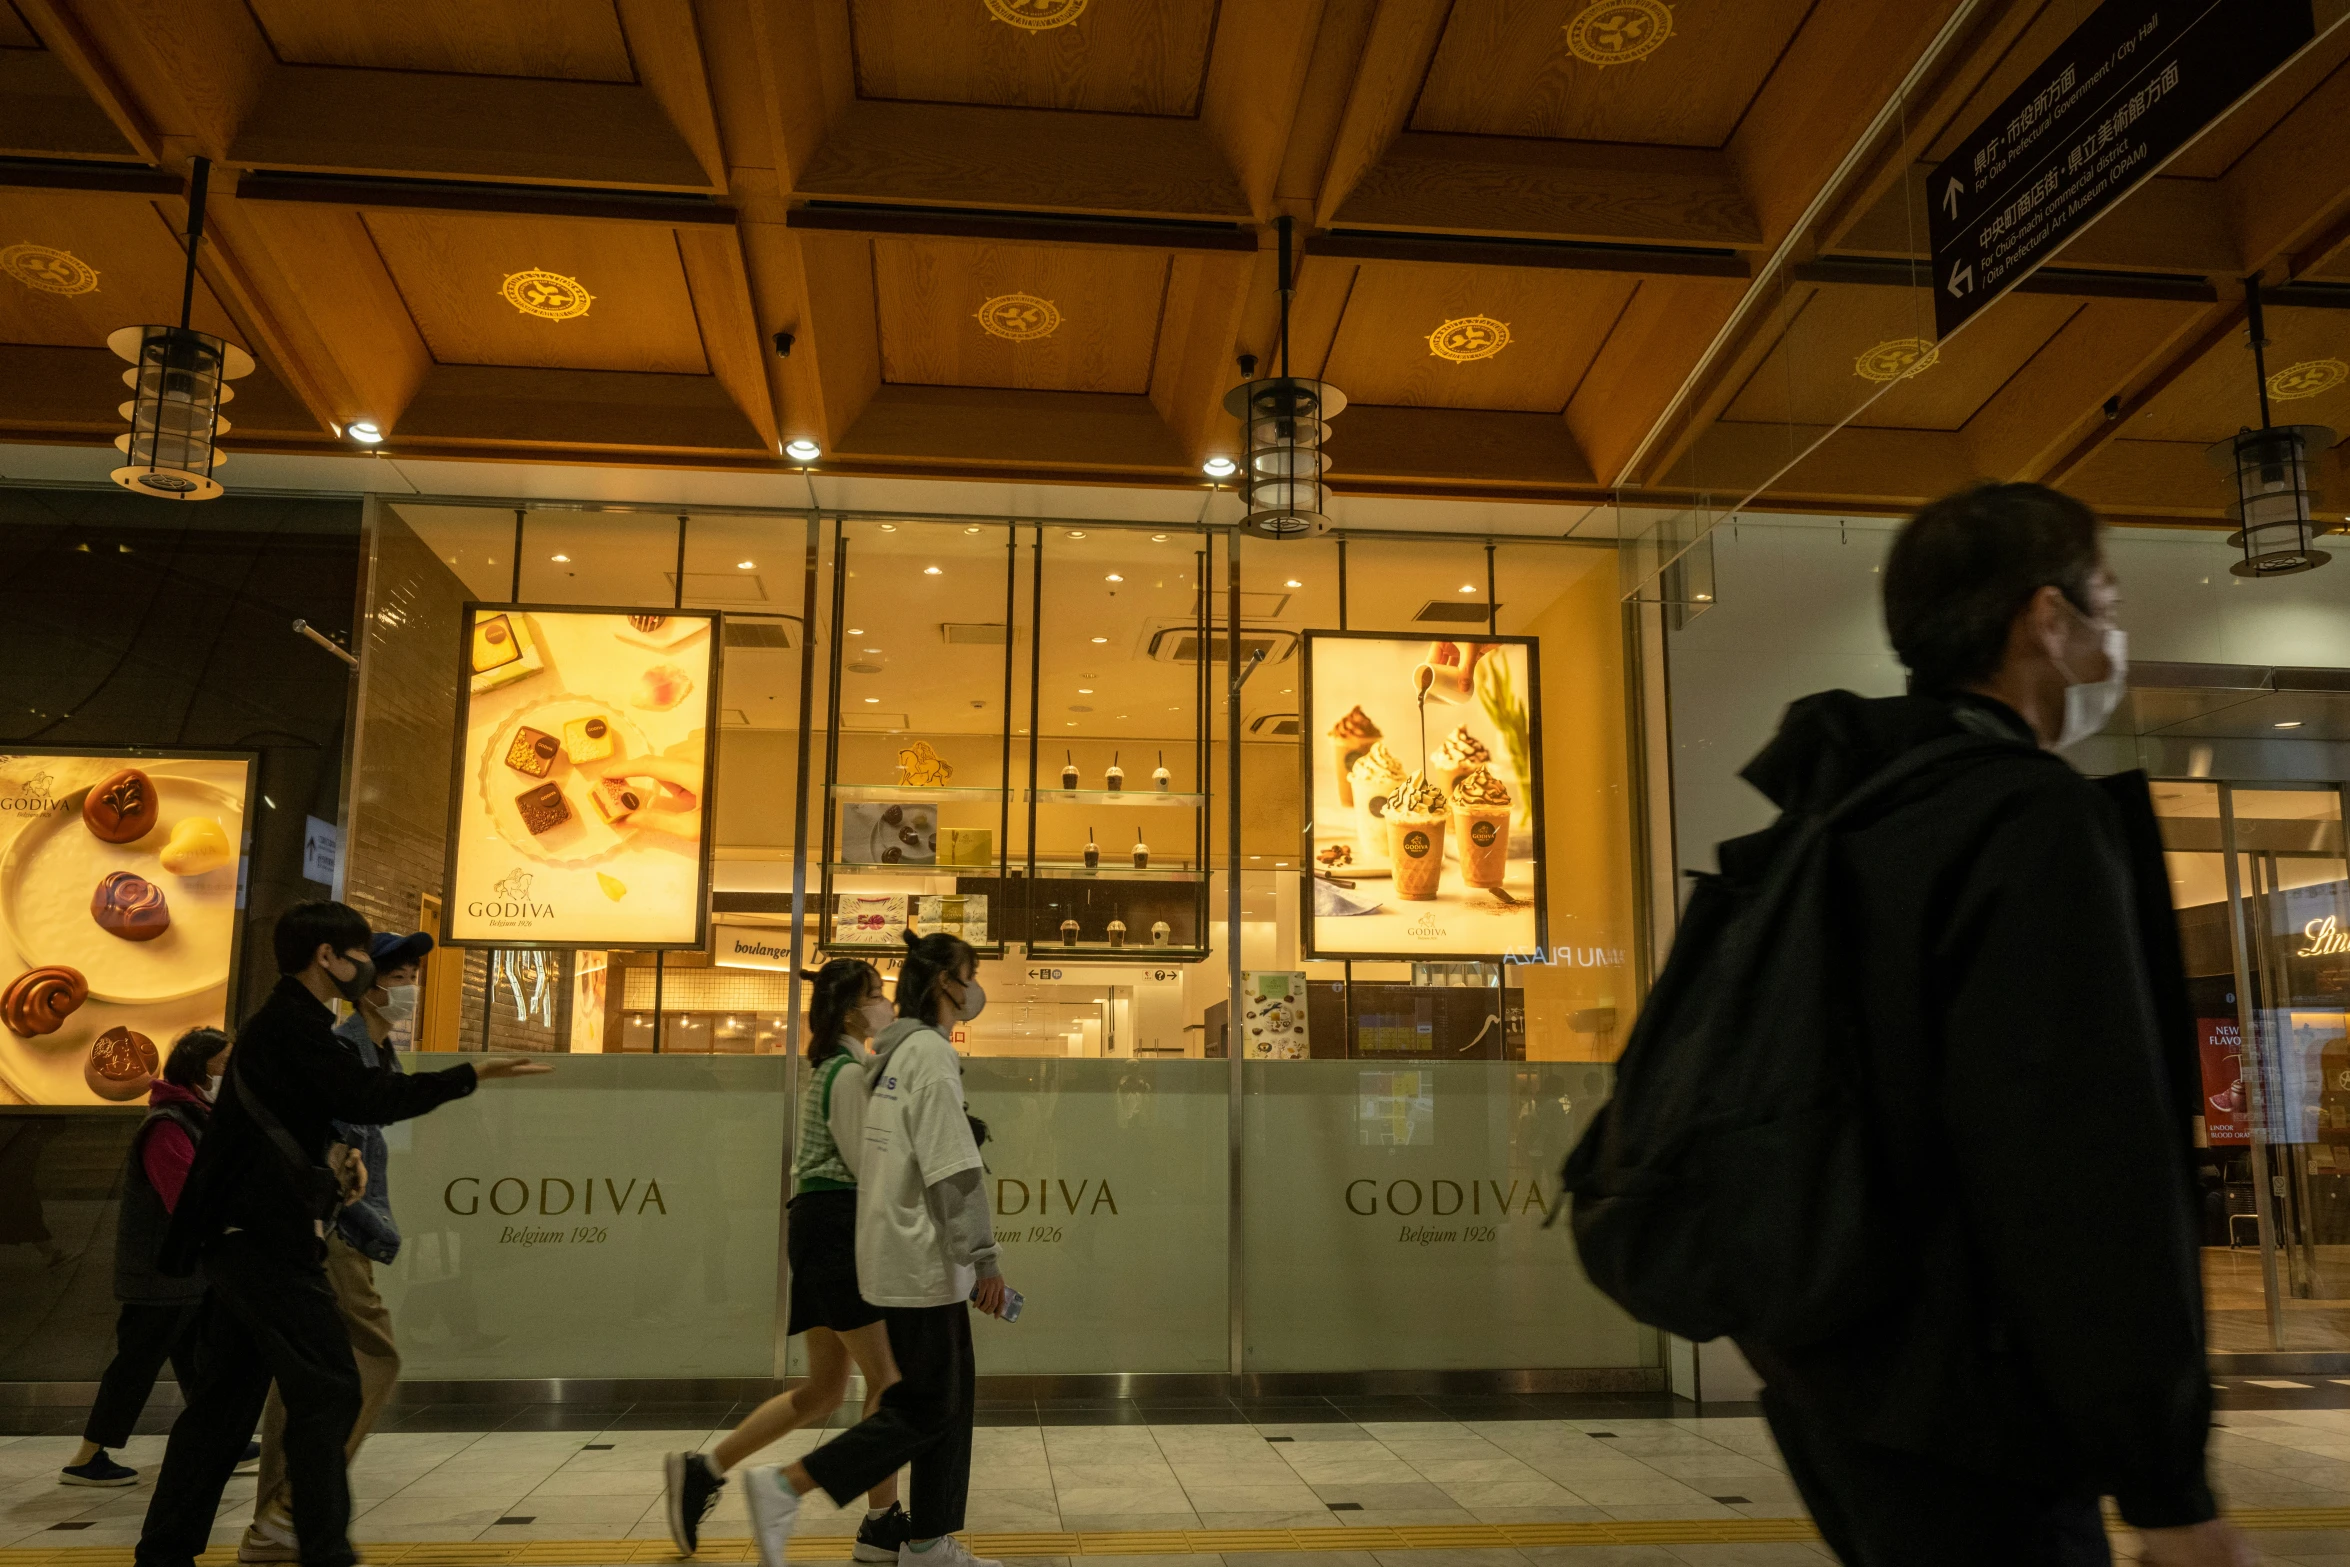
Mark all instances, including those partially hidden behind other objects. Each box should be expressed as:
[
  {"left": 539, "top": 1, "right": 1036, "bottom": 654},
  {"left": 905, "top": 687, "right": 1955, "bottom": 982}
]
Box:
[{"left": 0, "top": 0, "right": 2346, "bottom": 527}]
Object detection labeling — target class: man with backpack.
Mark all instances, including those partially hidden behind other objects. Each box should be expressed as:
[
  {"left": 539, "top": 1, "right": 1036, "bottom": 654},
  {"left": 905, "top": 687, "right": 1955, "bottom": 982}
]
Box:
[{"left": 1566, "top": 484, "right": 2247, "bottom": 1567}]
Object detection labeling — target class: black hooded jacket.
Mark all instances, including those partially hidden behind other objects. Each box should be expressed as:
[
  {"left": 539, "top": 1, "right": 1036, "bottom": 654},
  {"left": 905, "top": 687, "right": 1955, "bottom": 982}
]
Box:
[{"left": 1732, "top": 690, "right": 2212, "bottom": 1530}]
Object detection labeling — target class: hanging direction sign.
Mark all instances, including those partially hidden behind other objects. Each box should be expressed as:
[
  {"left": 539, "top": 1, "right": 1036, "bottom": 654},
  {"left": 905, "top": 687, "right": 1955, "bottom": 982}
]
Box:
[{"left": 1929, "top": 0, "right": 2312, "bottom": 339}]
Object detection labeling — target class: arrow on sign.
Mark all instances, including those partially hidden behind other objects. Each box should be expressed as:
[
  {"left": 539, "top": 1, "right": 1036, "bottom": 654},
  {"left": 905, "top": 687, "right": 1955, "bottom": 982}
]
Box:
[
  {"left": 1943, "top": 176, "right": 1965, "bottom": 219},
  {"left": 1947, "top": 261, "right": 1974, "bottom": 300}
]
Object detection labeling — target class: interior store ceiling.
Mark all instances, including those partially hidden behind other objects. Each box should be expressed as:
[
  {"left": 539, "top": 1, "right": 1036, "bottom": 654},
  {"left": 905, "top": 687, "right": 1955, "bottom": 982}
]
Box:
[{"left": 3, "top": 1, "right": 2350, "bottom": 526}]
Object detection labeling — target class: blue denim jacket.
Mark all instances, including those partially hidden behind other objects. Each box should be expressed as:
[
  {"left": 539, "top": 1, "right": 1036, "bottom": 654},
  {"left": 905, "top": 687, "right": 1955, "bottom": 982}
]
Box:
[{"left": 330, "top": 1009, "right": 402, "bottom": 1264}]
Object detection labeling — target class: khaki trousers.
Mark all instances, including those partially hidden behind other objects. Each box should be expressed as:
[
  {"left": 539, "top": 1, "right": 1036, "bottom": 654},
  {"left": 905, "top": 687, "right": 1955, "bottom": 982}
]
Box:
[{"left": 252, "top": 1233, "right": 400, "bottom": 1526}]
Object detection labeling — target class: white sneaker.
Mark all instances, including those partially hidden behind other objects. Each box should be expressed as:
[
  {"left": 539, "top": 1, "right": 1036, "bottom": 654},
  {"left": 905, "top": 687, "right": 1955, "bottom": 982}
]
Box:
[
  {"left": 901, "top": 1537, "right": 1002, "bottom": 1567},
  {"left": 741, "top": 1463, "right": 800, "bottom": 1567}
]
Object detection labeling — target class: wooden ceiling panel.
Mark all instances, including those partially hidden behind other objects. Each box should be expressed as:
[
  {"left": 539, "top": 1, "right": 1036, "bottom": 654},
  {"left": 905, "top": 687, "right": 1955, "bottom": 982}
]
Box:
[
  {"left": 0, "top": 192, "right": 238, "bottom": 348},
  {"left": 244, "top": 0, "right": 635, "bottom": 82},
  {"left": 361, "top": 211, "right": 709, "bottom": 374},
  {"left": 2158, "top": 25, "right": 2350, "bottom": 181},
  {"left": 1317, "top": 260, "right": 1638, "bottom": 413},
  {"left": 1722, "top": 284, "right": 2078, "bottom": 433},
  {"left": 872, "top": 236, "right": 1171, "bottom": 395},
  {"left": 1410, "top": 0, "right": 1815, "bottom": 147},
  {"left": 0, "top": 4, "right": 39, "bottom": 48},
  {"left": 2131, "top": 305, "right": 2350, "bottom": 445},
  {"left": 848, "top": 0, "right": 1217, "bottom": 116}
]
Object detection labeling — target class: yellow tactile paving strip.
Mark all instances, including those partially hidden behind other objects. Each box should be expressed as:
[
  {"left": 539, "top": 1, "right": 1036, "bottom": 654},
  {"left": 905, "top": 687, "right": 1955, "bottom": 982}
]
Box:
[{"left": 7, "top": 1511, "right": 2350, "bottom": 1563}]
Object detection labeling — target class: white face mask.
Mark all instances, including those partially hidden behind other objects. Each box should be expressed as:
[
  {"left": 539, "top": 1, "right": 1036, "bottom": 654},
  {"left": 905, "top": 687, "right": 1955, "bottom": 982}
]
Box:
[
  {"left": 379, "top": 984, "right": 418, "bottom": 1023},
  {"left": 856, "top": 997, "right": 894, "bottom": 1038},
  {"left": 2056, "top": 624, "right": 2129, "bottom": 750},
  {"left": 200, "top": 1074, "right": 221, "bottom": 1102},
  {"left": 952, "top": 978, "right": 986, "bottom": 1023}
]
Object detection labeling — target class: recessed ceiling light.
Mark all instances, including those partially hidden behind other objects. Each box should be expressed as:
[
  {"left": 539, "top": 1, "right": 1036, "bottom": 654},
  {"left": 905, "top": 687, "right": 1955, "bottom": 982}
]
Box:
[
  {"left": 1105, "top": 573, "right": 1124, "bottom": 583},
  {"left": 1151, "top": 533, "right": 1168, "bottom": 542},
  {"left": 784, "top": 438, "right": 821, "bottom": 461},
  {"left": 1078, "top": 688, "right": 1093, "bottom": 694},
  {"left": 924, "top": 566, "right": 942, "bottom": 575},
  {"left": 1459, "top": 584, "right": 1476, "bottom": 593},
  {"left": 1284, "top": 578, "right": 1302, "bottom": 588},
  {"left": 864, "top": 697, "right": 879, "bottom": 704},
  {"left": 965, "top": 526, "right": 982, "bottom": 534},
  {"left": 2276, "top": 720, "right": 2305, "bottom": 729},
  {"left": 863, "top": 647, "right": 880, "bottom": 653},
  {"left": 1067, "top": 530, "right": 1086, "bottom": 539},
  {"left": 347, "top": 420, "right": 383, "bottom": 444},
  {"left": 880, "top": 524, "right": 896, "bottom": 532},
  {"left": 1090, "top": 636, "right": 1109, "bottom": 644},
  {"left": 551, "top": 553, "right": 570, "bottom": 563},
  {"left": 737, "top": 560, "right": 755, "bottom": 569},
  {"left": 1203, "top": 456, "right": 1236, "bottom": 478}
]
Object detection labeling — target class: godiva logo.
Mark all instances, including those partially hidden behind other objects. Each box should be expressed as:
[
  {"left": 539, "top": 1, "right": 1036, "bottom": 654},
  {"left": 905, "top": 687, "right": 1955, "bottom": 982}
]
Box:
[
  {"left": 1345, "top": 1176, "right": 1554, "bottom": 1234},
  {"left": 992, "top": 1176, "right": 1118, "bottom": 1246},
  {"left": 443, "top": 1176, "right": 669, "bottom": 1217}
]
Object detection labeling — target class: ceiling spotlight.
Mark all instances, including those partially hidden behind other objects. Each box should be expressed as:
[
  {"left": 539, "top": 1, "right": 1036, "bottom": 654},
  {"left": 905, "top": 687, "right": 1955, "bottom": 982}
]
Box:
[
  {"left": 1151, "top": 534, "right": 1169, "bottom": 542},
  {"left": 551, "top": 553, "right": 570, "bottom": 563},
  {"left": 2276, "top": 720, "right": 2306, "bottom": 729},
  {"left": 880, "top": 523, "right": 897, "bottom": 532},
  {"left": 1285, "top": 578, "right": 1302, "bottom": 588},
  {"left": 1459, "top": 584, "right": 1476, "bottom": 593},
  {"left": 1091, "top": 636, "right": 1109, "bottom": 644},
  {"left": 347, "top": 420, "right": 383, "bottom": 445},
  {"left": 965, "top": 526, "right": 982, "bottom": 534},
  {"left": 784, "top": 438, "right": 821, "bottom": 461},
  {"left": 1105, "top": 573, "right": 1124, "bottom": 583},
  {"left": 924, "top": 566, "right": 942, "bottom": 575},
  {"left": 1203, "top": 456, "right": 1237, "bottom": 478},
  {"left": 1078, "top": 688, "right": 1094, "bottom": 694},
  {"left": 1067, "top": 530, "right": 1087, "bottom": 539},
  {"left": 848, "top": 628, "right": 863, "bottom": 635},
  {"left": 864, "top": 697, "right": 880, "bottom": 704},
  {"left": 737, "top": 559, "right": 755, "bottom": 569}
]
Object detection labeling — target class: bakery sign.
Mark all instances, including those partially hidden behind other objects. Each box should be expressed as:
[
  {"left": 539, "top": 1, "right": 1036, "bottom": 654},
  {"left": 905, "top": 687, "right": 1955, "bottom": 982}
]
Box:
[{"left": 441, "top": 605, "right": 720, "bottom": 949}]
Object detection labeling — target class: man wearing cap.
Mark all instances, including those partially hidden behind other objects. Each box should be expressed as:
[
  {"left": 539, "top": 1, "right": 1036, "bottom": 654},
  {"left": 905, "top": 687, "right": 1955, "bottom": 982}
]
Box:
[{"left": 239, "top": 930, "right": 432, "bottom": 1565}]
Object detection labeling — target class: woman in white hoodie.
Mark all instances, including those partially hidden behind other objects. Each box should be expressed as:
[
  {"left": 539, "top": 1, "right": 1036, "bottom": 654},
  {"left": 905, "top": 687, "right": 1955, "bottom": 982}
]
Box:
[{"left": 741, "top": 931, "right": 1014, "bottom": 1567}]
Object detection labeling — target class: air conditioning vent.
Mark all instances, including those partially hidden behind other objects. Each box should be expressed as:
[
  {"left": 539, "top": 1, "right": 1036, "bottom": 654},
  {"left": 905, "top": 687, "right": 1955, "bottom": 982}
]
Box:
[
  {"left": 1415, "top": 601, "right": 1499, "bottom": 623},
  {"left": 1144, "top": 626, "right": 1298, "bottom": 664},
  {"left": 1191, "top": 589, "right": 1292, "bottom": 619},
  {"left": 723, "top": 618, "right": 794, "bottom": 648},
  {"left": 1249, "top": 713, "right": 1300, "bottom": 736},
  {"left": 841, "top": 711, "right": 910, "bottom": 731},
  {"left": 941, "top": 622, "right": 1009, "bottom": 645}
]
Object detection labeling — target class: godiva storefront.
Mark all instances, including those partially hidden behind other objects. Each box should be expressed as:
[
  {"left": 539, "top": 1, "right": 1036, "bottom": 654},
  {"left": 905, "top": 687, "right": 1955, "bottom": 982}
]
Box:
[{"left": 3, "top": 491, "right": 1655, "bottom": 1393}]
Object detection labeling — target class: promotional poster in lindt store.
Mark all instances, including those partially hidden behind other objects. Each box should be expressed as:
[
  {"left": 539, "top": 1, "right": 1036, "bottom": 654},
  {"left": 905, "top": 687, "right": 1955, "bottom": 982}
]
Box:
[
  {"left": 1303, "top": 631, "right": 1545, "bottom": 960},
  {"left": 443, "top": 605, "right": 718, "bottom": 949},
  {"left": 0, "top": 749, "right": 253, "bottom": 1104}
]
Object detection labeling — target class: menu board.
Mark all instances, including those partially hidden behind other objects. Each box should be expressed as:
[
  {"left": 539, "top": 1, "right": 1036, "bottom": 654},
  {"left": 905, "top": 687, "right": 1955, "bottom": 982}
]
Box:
[
  {"left": 1303, "top": 631, "right": 1544, "bottom": 961},
  {"left": 0, "top": 750, "right": 253, "bottom": 1104},
  {"left": 443, "top": 605, "right": 718, "bottom": 950}
]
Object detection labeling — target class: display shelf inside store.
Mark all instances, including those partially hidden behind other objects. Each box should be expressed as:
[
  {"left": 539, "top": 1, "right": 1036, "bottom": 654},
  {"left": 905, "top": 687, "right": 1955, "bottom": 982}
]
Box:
[
  {"left": 1030, "top": 863, "right": 1203, "bottom": 881},
  {"left": 830, "top": 862, "right": 1005, "bottom": 879},
  {"left": 1027, "top": 789, "right": 1205, "bottom": 807},
  {"left": 834, "top": 783, "right": 1008, "bottom": 803},
  {"left": 1031, "top": 941, "right": 1210, "bottom": 960},
  {"left": 822, "top": 938, "right": 1006, "bottom": 959}
]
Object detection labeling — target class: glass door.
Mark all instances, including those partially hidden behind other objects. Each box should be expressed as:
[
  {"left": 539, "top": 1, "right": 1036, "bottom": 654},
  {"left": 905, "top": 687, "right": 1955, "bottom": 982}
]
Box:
[{"left": 2154, "top": 780, "right": 2350, "bottom": 1350}]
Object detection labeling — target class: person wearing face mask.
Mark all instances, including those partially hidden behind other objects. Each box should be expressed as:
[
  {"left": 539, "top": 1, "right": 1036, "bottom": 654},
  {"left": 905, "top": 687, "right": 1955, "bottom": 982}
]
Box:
[
  {"left": 1720, "top": 483, "right": 2244, "bottom": 1567},
  {"left": 134, "top": 903, "right": 550, "bottom": 1567},
  {"left": 238, "top": 929, "right": 434, "bottom": 1563},
  {"left": 664, "top": 958, "right": 908, "bottom": 1557},
  {"left": 63, "top": 1028, "right": 234, "bottom": 1488},
  {"left": 738, "top": 932, "right": 1012, "bottom": 1567}
]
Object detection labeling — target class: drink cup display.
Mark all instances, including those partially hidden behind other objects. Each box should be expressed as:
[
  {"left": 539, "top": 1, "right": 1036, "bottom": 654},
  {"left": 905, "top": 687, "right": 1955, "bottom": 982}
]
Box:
[
  {"left": 1328, "top": 705, "right": 1381, "bottom": 809},
  {"left": 1132, "top": 831, "right": 1149, "bottom": 869},
  {"left": 1349, "top": 740, "right": 1404, "bottom": 870},
  {"left": 1385, "top": 772, "right": 1449, "bottom": 901},
  {"left": 1105, "top": 755, "right": 1124, "bottom": 791},
  {"left": 1450, "top": 766, "right": 1513, "bottom": 890},
  {"left": 1108, "top": 918, "right": 1127, "bottom": 948},
  {"left": 1061, "top": 750, "right": 1078, "bottom": 790},
  {"left": 1428, "top": 723, "right": 1492, "bottom": 795}
]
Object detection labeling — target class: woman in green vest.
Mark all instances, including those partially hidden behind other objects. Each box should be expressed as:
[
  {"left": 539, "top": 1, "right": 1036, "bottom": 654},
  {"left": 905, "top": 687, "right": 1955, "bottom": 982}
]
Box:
[{"left": 665, "top": 958, "right": 905, "bottom": 1557}]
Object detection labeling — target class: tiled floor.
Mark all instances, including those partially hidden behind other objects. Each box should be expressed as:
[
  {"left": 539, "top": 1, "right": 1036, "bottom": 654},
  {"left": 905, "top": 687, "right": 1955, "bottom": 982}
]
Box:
[{"left": 3, "top": 1384, "right": 2350, "bottom": 1563}]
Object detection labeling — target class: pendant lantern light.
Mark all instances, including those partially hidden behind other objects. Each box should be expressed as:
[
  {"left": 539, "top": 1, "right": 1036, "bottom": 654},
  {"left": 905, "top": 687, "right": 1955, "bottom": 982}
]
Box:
[
  {"left": 1223, "top": 217, "right": 1345, "bottom": 537},
  {"left": 2209, "top": 275, "right": 2333, "bottom": 577},
  {"left": 109, "top": 158, "right": 253, "bottom": 501}
]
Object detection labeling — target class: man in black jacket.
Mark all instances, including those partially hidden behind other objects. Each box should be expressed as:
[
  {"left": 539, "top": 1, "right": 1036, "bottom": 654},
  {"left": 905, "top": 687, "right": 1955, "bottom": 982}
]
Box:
[
  {"left": 1734, "top": 484, "right": 2248, "bottom": 1567},
  {"left": 134, "top": 902, "right": 548, "bottom": 1567}
]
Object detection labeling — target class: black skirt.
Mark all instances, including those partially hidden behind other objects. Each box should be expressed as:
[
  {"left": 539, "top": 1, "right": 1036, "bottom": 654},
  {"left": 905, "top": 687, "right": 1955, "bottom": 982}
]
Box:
[{"left": 786, "top": 1188, "right": 883, "bottom": 1335}]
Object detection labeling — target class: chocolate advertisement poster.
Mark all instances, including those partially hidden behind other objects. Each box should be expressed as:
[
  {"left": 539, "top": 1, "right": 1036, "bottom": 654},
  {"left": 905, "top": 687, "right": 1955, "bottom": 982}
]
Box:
[
  {"left": 1302, "top": 631, "right": 1544, "bottom": 962},
  {"left": 0, "top": 750, "right": 253, "bottom": 1105},
  {"left": 442, "top": 605, "right": 718, "bottom": 949}
]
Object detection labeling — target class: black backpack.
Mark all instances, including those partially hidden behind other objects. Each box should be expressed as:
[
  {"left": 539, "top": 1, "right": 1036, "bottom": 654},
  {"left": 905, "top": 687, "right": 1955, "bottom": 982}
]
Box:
[{"left": 1559, "top": 733, "right": 2023, "bottom": 1349}]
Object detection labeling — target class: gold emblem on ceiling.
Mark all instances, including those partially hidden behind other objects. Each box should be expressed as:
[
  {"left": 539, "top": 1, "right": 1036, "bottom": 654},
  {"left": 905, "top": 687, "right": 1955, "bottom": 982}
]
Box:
[
  {"left": 2268, "top": 358, "right": 2349, "bottom": 402},
  {"left": 1853, "top": 337, "right": 1940, "bottom": 383},
  {"left": 501, "top": 269, "right": 594, "bottom": 322},
  {"left": 1428, "top": 315, "right": 1512, "bottom": 363},
  {"left": 0, "top": 242, "right": 99, "bottom": 297},
  {"left": 985, "top": 0, "right": 1089, "bottom": 31},
  {"left": 976, "top": 292, "right": 1061, "bottom": 342},
  {"left": 1564, "top": 0, "right": 1673, "bottom": 67}
]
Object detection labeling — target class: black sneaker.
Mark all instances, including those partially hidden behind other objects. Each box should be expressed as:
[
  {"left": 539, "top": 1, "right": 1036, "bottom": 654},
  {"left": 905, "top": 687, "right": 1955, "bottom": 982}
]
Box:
[
  {"left": 853, "top": 1502, "right": 913, "bottom": 1563},
  {"left": 59, "top": 1450, "right": 137, "bottom": 1487},
  {"left": 664, "top": 1451, "right": 726, "bottom": 1555}
]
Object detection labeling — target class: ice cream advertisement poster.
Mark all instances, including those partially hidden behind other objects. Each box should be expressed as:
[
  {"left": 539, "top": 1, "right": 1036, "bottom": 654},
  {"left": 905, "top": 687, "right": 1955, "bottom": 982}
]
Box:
[
  {"left": 0, "top": 748, "right": 254, "bottom": 1104},
  {"left": 442, "top": 605, "right": 719, "bottom": 950},
  {"left": 1302, "top": 631, "right": 1545, "bottom": 961}
]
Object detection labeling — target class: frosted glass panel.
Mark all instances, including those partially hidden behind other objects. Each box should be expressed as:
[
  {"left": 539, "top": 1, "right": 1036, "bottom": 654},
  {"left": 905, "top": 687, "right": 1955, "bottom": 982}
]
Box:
[
  {"left": 1241, "top": 1059, "right": 1646, "bottom": 1370},
  {"left": 378, "top": 1053, "right": 787, "bottom": 1379}
]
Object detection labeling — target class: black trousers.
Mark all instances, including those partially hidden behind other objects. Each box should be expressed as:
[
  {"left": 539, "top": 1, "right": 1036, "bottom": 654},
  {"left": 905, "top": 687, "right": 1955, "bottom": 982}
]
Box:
[
  {"left": 84, "top": 1300, "right": 203, "bottom": 1449},
  {"left": 135, "top": 1234, "right": 362, "bottom": 1567},
  {"left": 1761, "top": 1387, "right": 2111, "bottom": 1567},
  {"left": 799, "top": 1302, "right": 974, "bottom": 1537}
]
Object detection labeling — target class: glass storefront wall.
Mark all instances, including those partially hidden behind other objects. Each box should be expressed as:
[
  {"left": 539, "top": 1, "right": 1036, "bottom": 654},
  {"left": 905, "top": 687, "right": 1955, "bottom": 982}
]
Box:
[{"left": 330, "top": 497, "right": 1646, "bottom": 1383}]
